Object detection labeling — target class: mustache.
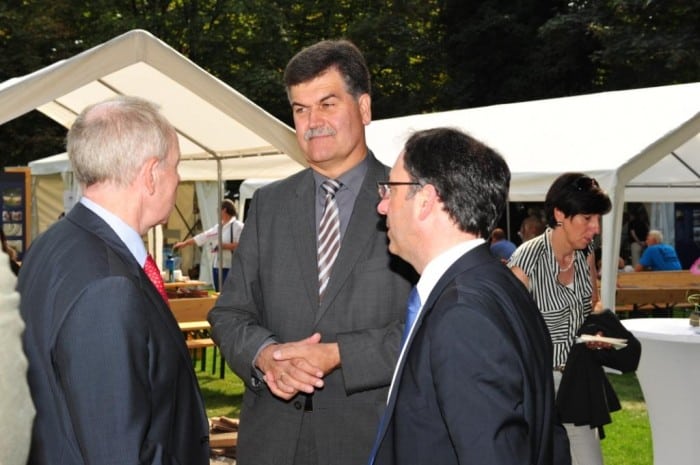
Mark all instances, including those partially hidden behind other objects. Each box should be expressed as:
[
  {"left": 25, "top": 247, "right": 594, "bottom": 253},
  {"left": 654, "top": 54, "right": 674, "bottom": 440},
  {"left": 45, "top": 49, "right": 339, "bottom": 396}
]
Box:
[{"left": 303, "top": 127, "right": 337, "bottom": 141}]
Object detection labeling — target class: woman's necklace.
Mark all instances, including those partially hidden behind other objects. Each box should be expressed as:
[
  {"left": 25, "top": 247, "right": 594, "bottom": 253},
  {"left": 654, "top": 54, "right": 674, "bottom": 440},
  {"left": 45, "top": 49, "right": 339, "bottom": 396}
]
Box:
[{"left": 558, "top": 253, "right": 574, "bottom": 273}]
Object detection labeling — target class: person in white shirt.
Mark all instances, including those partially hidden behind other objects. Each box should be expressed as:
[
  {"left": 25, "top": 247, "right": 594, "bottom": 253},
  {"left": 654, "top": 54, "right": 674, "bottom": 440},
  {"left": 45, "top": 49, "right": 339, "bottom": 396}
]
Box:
[{"left": 174, "top": 198, "right": 243, "bottom": 290}]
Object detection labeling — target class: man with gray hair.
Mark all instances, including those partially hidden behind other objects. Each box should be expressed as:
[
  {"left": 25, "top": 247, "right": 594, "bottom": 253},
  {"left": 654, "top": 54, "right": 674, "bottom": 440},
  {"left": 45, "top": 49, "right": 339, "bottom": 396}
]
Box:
[
  {"left": 18, "top": 96, "right": 210, "bottom": 464},
  {"left": 635, "top": 229, "right": 682, "bottom": 271}
]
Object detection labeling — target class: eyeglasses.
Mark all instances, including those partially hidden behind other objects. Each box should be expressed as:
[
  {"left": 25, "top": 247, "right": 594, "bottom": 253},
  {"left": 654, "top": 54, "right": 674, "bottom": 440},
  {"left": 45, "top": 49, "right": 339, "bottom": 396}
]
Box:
[
  {"left": 573, "top": 175, "right": 599, "bottom": 191},
  {"left": 377, "top": 181, "right": 422, "bottom": 199}
]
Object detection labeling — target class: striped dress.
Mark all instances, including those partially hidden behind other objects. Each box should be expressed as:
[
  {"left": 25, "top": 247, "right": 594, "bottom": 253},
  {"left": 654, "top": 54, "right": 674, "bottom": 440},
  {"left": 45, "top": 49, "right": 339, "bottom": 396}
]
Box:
[{"left": 508, "top": 228, "right": 593, "bottom": 368}]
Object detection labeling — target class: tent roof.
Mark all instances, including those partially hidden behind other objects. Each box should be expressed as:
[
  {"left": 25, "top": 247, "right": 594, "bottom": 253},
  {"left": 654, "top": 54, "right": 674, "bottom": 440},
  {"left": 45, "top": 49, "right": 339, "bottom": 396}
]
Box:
[
  {"left": 0, "top": 29, "right": 305, "bottom": 180},
  {"left": 366, "top": 82, "right": 700, "bottom": 309},
  {"left": 366, "top": 82, "right": 700, "bottom": 202},
  {"left": 27, "top": 151, "right": 300, "bottom": 181}
]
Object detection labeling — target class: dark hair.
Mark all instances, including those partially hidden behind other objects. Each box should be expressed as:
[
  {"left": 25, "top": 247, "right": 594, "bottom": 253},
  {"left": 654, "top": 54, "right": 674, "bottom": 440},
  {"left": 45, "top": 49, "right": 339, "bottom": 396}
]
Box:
[
  {"left": 221, "top": 199, "right": 237, "bottom": 217},
  {"left": 544, "top": 172, "right": 612, "bottom": 227},
  {"left": 283, "top": 39, "right": 371, "bottom": 99},
  {"left": 491, "top": 228, "right": 506, "bottom": 241},
  {"left": 403, "top": 127, "right": 510, "bottom": 239}
]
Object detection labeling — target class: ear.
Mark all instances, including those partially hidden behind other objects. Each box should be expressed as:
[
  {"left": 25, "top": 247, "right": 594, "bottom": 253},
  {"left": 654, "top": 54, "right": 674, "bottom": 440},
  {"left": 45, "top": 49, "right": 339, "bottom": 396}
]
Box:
[
  {"left": 358, "top": 93, "right": 372, "bottom": 126},
  {"left": 142, "top": 157, "right": 160, "bottom": 196},
  {"left": 553, "top": 207, "right": 566, "bottom": 223},
  {"left": 416, "top": 184, "right": 439, "bottom": 221}
]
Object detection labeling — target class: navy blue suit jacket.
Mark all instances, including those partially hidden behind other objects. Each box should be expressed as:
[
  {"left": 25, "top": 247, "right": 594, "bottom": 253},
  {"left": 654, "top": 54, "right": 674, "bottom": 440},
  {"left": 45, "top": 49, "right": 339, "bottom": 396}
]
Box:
[
  {"left": 18, "top": 203, "right": 209, "bottom": 464},
  {"left": 373, "top": 244, "right": 569, "bottom": 465}
]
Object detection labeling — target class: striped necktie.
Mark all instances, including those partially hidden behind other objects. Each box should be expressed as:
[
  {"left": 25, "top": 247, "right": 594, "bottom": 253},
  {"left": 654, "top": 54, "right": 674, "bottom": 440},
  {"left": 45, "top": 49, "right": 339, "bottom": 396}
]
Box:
[{"left": 318, "top": 179, "right": 342, "bottom": 300}]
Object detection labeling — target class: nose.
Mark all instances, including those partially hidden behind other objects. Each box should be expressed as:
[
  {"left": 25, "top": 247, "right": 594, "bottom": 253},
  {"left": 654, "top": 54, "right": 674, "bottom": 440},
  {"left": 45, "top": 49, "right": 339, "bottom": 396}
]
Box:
[
  {"left": 377, "top": 197, "right": 389, "bottom": 215},
  {"left": 307, "top": 106, "right": 324, "bottom": 128},
  {"left": 591, "top": 215, "right": 601, "bottom": 233}
]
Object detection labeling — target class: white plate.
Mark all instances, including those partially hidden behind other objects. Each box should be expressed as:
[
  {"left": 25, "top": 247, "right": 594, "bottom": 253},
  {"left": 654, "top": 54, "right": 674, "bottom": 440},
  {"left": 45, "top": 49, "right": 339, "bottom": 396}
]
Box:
[{"left": 576, "top": 334, "right": 628, "bottom": 350}]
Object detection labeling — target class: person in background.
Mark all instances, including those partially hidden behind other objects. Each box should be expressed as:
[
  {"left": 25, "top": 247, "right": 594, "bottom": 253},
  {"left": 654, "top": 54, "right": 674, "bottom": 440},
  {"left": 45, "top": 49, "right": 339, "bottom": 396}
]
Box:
[
  {"left": 635, "top": 229, "right": 682, "bottom": 271},
  {"left": 17, "top": 96, "right": 210, "bottom": 464},
  {"left": 489, "top": 226, "right": 516, "bottom": 262},
  {"left": 0, "top": 247, "right": 34, "bottom": 465},
  {"left": 173, "top": 198, "right": 244, "bottom": 291},
  {"left": 519, "top": 214, "right": 546, "bottom": 243},
  {"left": 508, "top": 172, "right": 613, "bottom": 465},
  {"left": 627, "top": 205, "right": 649, "bottom": 267},
  {"left": 207, "top": 39, "right": 414, "bottom": 465},
  {"left": 1, "top": 229, "right": 21, "bottom": 275},
  {"left": 370, "top": 127, "right": 568, "bottom": 465}
]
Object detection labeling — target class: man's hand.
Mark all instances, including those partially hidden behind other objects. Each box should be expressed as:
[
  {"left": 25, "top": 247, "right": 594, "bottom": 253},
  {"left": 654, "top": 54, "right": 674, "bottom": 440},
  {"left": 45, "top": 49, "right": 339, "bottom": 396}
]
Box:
[
  {"left": 255, "top": 333, "right": 326, "bottom": 400},
  {"left": 272, "top": 333, "right": 341, "bottom": 376}
]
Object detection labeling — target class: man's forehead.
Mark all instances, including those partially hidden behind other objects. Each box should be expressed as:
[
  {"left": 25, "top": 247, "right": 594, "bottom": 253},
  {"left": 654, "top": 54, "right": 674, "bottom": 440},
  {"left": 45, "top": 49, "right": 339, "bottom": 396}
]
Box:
[{"left": 390, "top": 153, "right": 407, "bottom": 178}]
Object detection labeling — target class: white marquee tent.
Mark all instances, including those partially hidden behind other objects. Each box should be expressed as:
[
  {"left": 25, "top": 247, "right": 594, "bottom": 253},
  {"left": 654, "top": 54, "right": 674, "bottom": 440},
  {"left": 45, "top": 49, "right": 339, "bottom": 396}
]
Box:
[
  {"left": 366, "top": 82, "right": 700, "bottom": 309},
  {"left": 2, "top": 27, "right": 698, "bottom": 304},
  {"left": 0, "top": 29, "right": 306, "bottom": 273},
  {"left": 0, "top": 29, "right": 306, "bottom": 170}
]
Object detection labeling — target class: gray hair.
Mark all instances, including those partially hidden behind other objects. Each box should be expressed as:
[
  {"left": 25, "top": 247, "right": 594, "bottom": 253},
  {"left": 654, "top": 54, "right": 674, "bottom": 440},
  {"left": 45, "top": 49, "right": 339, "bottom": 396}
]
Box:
[
  {"left": 647, "top": 229, "right": 663, "bottom": 242},
  {"left": 67, "top": 96, "right": 176, "bottom": 188}
]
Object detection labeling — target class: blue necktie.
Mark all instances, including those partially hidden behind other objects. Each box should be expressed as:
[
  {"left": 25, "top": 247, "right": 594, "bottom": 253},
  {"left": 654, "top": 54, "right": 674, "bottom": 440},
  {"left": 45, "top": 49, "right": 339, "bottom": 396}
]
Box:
[
  {"left": 367, "top": 287, "right": 421, "bottom": 465},
  {"left": 401, "top": 287, "right": 421, "bottom": 346}
]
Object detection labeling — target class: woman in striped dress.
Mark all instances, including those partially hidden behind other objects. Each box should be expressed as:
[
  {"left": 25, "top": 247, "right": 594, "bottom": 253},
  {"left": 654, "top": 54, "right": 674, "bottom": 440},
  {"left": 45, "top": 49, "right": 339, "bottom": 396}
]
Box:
[{"left": 508, "top": 172, "right": 612, "bottom": 465}]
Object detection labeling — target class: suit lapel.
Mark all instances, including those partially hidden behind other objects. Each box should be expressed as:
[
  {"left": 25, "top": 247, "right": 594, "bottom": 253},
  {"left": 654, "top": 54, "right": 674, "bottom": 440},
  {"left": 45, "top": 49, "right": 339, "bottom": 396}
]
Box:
[
  {"left": 375, "top": 243, "right": 493, "bottom": 449},
  {"left": 67, "top": 204, "right": 195, "bottom": 367},
  {"left": 289, "top": 170, "right": 323, "bottom": 313},
  {"left": 316, "top": 154, "right": 388, "bottom": 322}
]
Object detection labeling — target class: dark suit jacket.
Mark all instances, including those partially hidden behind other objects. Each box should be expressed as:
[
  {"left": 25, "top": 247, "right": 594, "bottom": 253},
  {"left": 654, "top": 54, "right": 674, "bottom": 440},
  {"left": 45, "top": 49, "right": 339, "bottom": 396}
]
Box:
[
  {"left": 209, "top": 153, "right": 415, "bottom": 465},
  {"left": 373, "top": 244, "right": 568, "bottom": 465},
  {"left": 18, "top": 203, "right": 209, "bottom": 464}
]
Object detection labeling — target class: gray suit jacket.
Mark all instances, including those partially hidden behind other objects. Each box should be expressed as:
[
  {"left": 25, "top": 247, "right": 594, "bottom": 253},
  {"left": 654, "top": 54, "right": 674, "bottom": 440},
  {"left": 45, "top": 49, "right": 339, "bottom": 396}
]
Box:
[
  {"left": 209, "top": 153, "right": 415, "bottom": 465},
  {"left": 18, "top": 203, "right": 209, "bottom": 464}
]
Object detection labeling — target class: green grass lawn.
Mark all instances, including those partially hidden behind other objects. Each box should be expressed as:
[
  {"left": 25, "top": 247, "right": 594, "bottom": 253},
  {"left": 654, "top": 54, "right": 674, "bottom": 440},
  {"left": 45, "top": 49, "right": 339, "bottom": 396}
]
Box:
[
  {"left": 194, "top": 350, "right": 653, "bottom": 464},
  {"left": 193, "top": 349, "right": 244, "bottom": 418},
  {"left": 602, "top": 372, "right": 652, "bottom": 465}
]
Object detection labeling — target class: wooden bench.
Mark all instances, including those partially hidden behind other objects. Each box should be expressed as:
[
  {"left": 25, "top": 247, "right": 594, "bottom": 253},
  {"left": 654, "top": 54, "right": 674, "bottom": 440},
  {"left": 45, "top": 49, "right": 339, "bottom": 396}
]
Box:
[
  {"left": 615, "top": 270, "right": 700, "bottom": 289},
  {"left": 607, "top": 270, "right": 700, "bottom": 317},
  {"left": 169, "top": 296, "right": 225, "bottom": 377},
  {"left": 168, "top": 295, "right": 218, "bottom": 322}
]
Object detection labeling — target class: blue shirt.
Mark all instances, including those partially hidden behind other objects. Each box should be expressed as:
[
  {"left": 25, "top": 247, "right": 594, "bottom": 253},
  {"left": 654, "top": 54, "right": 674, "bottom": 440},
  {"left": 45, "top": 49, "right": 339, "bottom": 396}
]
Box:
[
  {"left": 639, "top": 243, "right": 682, "bottom": 271},
  {"left": 490, "top": 239, "right": 516, "bottom": 261},
  {"left": 79, "top": 197, "right": 147, "bottom": 267}
]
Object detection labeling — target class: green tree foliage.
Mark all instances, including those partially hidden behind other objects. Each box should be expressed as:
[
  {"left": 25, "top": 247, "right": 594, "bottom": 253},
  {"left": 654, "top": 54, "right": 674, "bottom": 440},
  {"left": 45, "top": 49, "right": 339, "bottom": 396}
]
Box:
[
  {"left": 1, "top": 0, "right": 698, "bottom": 168},
  {"left": 586, "top": 0, "right": 700, "bottom": 89},
  {"left": 538, "top": 0, "right": 700, "bottom": 92}
]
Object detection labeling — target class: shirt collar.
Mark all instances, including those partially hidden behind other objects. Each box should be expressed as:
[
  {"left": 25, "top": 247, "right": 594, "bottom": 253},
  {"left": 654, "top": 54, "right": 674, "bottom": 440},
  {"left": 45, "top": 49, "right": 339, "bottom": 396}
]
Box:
[
  {"left": 79, "top": 197, "right": 148, "bottom": 266},
  {"left": 416, "top": 238, "right": 486, "bottom": 305},
  {"left": 312, "top": 154, "right": 369, "bottom": 198}
]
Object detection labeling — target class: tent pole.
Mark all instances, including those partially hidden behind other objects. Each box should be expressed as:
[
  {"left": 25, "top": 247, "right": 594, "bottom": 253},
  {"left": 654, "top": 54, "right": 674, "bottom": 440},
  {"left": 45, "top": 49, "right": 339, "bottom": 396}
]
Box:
[{"left": 216, "top": 158, "right": 224, "bottom": 292}]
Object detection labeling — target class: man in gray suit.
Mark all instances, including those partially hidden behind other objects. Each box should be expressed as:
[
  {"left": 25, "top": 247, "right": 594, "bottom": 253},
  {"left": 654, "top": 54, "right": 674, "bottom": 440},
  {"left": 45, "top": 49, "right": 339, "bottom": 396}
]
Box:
[{"left": 208, "top": 40, "right": 415, "bottom": 465}]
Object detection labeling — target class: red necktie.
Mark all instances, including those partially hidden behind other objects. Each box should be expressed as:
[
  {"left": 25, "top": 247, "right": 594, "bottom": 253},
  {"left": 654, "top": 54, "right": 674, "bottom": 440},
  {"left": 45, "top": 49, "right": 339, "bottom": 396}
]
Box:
[{"left": 144, "top": 254, "right": 169, "bottom": 303}]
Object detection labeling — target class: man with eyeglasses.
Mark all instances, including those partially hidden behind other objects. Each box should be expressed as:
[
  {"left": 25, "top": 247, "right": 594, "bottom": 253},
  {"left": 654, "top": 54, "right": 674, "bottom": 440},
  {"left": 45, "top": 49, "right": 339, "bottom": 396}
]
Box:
[
  {"left": 369, "top": 127, "right": 569, "bottom": 465},
  {"left": 208, "top": 39, "right": 415, "bottom": 465}
]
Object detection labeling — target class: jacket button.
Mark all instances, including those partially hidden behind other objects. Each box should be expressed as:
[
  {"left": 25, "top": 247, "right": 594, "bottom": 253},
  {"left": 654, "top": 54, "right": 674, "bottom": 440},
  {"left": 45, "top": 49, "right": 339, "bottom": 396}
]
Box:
[{"left": 293, "top": 401, "right": 303, "bottom": 410}]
